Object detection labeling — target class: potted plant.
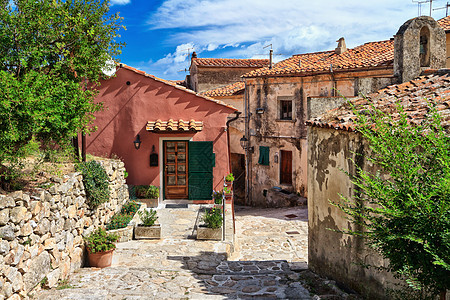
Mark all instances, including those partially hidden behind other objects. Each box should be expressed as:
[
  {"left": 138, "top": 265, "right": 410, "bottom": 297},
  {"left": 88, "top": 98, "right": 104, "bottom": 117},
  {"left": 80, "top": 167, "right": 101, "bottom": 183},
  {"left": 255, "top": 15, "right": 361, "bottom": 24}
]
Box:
[
  {"left": 84, "top": 227, "right": 119, "bottom": 268},
  {"left": 135, "top": 185, "right": 159, "bottom": 208},
  {"left": 225, "top": 173, "right": 234, "bottom": 185},
  {"left": 106, "top": 200, "right": 141, "bottom": 242},
  {"left": 197, "top": 206, "right": 223, "bottom": 240},
  {"left": 212, "top": 190, "right": 223, "bottom": 204},
  {"left": 134, "top": 208, "right": 161, "bottom": 239}
]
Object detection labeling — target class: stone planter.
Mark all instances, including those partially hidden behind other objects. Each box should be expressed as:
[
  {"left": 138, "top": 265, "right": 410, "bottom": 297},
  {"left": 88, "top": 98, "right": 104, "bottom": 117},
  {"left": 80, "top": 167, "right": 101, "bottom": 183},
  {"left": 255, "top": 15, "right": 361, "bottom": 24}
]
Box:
[
  {"left": 107, "top": 225, "right": 134, "bottom": 242},
  {"left": 87, "top": 248, "right": 115, "bottom": 268},
  {"left": 138, "top": 198, "right": 158, "bottom": 208},
  {"left": 197, "top": 226, "right": 222, "bottom": 240},
  {"left": 134, "top": 224, "right": 161, "bottom": 239}
]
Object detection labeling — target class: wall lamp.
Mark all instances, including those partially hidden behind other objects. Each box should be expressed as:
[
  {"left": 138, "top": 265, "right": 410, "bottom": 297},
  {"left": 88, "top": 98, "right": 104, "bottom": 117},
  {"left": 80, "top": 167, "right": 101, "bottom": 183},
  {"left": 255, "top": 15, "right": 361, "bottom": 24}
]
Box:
[
  {"left": 240, "top": 136, "right": 254, "bottom": 152},
  {"left": 133, "top": 134, "right": 141, "bottom": 150},
  {"left": 256, "top": 108, "right": 265, "bottom": 114}
]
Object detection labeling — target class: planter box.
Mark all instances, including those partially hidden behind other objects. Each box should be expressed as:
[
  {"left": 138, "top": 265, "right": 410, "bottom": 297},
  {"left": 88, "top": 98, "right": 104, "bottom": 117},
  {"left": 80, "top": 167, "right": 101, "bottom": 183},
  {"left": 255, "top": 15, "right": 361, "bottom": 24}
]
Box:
[
  {"left": 134, "top": 224, "right": 161, "bottom": 239},
  {"left": 197, "top": 226, "right": 222, "bottom": 240},
  {"left": 138, "top": 198, "right": 158, "bottom": 208},
  {"left": 107, "top": 225, "right": 134, "bottom": 243}
]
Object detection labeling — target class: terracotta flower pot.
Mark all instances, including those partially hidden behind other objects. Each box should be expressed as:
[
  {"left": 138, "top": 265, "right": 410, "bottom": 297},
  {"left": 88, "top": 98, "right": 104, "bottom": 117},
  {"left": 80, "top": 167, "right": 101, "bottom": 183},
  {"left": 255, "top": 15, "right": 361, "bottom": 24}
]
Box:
[{"left": 87, "top": 248, "right": 114, "bottom": 268}]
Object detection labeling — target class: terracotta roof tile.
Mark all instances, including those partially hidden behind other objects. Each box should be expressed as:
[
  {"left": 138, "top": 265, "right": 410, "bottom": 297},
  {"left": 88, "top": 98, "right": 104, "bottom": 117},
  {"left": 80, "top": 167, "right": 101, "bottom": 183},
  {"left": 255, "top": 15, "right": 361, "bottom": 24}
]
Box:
[
  {"left": 243, "top": 40, "right": 394, "bottom": 78},
  {"left": 438, "top": 15, "right": 450, "bottom": 31},
  {"left": 117, "top": 64, "right": 237, "bottom": 111},
  {"left": 146, "top": 119, "right": 203, "bottom": 132},
  {"left": 201, "top": 81, "right": 245, "bottom": 97},
  {"left": 306, "top": 69, "right": 450, "bottom": 131},
  {"left": 192, "top": 58, "right": 269, "bottom": 68}
]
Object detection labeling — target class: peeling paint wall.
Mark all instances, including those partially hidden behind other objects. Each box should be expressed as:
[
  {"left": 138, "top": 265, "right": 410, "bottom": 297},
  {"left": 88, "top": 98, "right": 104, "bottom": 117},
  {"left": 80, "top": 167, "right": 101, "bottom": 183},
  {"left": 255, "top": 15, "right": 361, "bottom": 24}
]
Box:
[{"left": 307, "top": 127, "right": 399, "bottom": 299}]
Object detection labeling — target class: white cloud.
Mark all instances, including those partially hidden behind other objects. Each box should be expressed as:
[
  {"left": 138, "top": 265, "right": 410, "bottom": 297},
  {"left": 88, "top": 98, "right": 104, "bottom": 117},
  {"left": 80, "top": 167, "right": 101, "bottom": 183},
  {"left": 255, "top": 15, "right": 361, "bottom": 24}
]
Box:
[
  {"left": 147, "top": 0, "right": 441, "bottom": 78},
  {"left": 110, "top": 0, "right": 131, "bottom": 5}
]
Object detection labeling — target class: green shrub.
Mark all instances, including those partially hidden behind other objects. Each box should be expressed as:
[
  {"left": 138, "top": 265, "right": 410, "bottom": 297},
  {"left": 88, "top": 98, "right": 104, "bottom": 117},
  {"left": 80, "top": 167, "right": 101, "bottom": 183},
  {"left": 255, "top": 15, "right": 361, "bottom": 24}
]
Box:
[
  {"left": 138, "top": 209, "right": 158, "bottom": 226},
  {"left": 121, "top": 200, "right": 140, "bottom": 215},
  {"left": 135, "top": 185, "right": 159, "bottom": 199},
  {"left": 225, "top": 173, "right": 234, "bottom": 182},
  {"left": 203, "top": 206, "right": 223, "bottom": 229},
  {"left": 106, "top": 213, "right": 133, "bottom": 230},
  {"left": 76, "top": 161, "right": 110, "bottom": 208},
  {"left": 212, "top": 190, "right": 223, "bottom": 204},
  {"left": 84, "top": 228, "right": 119, "bottom": 253}
]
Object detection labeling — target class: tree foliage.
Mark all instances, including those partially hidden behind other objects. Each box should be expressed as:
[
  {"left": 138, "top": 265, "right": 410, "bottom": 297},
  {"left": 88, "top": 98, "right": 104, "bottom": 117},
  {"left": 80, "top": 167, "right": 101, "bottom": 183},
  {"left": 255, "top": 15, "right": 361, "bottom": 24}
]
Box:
[
  {"left": 335, "top": 102, "right": 450, "bottom": 297},
  {"left": 0, "top": 0, "right": 123, "bottom": 165}
]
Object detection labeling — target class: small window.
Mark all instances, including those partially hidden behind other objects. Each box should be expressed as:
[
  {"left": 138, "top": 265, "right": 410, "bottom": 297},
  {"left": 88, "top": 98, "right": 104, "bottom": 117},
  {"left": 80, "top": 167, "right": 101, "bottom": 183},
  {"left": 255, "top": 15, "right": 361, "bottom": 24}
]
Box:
[{"left": 280, "top": 100, "right": 292, "bottom": 120}]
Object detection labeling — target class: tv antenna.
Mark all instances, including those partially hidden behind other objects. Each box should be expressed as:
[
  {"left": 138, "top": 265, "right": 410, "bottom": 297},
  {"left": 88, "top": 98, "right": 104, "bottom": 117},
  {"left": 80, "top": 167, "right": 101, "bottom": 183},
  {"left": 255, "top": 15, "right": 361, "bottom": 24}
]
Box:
[
  {"left": 177, "top": 47, "right": 195, "bottom": 73},
  {"left": 433, "top": 1, "right": 450, "bottom": 16},
  {"left": 412, "top": 0, "right": 434, "bottom": 16}
]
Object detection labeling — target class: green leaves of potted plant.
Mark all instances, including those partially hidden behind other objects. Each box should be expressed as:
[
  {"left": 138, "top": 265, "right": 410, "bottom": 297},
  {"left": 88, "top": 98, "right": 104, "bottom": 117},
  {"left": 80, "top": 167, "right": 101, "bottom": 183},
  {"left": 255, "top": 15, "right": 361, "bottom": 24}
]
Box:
[
  {"left": 212, "top": 190, "right": 223, "bottom": 204},
  {"left": 134, "top": 209, "right": 161, "bottom": 239},
  {"left": 84, "top": 228, "right": 119, "bottom": 268},
  {"left": 135, "top": 185, "right": 159, "bottom": 208},
  {"left": 197, "top": 206, "right": 223, "bottom": 240}
]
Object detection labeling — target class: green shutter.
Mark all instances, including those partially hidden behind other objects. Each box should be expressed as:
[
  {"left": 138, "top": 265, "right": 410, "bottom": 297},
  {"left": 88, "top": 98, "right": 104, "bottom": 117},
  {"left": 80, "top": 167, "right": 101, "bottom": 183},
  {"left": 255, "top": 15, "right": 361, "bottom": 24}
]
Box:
[
  {"left": 258, "top": 146, "right": 270, "bottom": 165},
  {"left": 188, "top": 141, "right": 213, "bottom": 200}
]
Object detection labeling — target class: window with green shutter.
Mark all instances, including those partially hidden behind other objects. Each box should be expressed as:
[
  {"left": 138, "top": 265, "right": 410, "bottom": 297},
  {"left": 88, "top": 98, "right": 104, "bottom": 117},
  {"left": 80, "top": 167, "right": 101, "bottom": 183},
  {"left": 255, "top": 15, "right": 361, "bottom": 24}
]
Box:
[
  {"left": 188, "top": 141, "right": 214, "bottom": 200},
  {"left": 258, "top": 146, "right": 270, "bottom": 165}
]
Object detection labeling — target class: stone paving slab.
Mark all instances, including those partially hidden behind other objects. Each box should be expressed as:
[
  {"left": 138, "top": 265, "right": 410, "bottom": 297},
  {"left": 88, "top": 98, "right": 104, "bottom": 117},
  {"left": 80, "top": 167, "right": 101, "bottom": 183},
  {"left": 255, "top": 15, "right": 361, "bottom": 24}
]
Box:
[{"left": 36, "top": 205, "right": 358, "bottom": 300}]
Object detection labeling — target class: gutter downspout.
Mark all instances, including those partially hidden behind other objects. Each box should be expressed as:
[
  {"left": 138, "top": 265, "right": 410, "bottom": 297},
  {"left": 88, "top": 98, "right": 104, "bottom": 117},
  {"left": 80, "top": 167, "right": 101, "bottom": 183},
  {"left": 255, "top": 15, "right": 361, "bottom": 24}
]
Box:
[
  {"left": 244, "top": 81, "right": 250, "bottom": 206},
  {"left": 226, "top": 111, "right": 241, "bottom": 236}
]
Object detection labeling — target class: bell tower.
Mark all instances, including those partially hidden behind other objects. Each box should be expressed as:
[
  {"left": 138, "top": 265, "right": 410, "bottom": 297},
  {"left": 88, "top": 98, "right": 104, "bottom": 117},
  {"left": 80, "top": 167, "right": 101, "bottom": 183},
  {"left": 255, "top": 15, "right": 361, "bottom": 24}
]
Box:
[{"left": 394, "top": 16, "right": 446, "bottom": 83}]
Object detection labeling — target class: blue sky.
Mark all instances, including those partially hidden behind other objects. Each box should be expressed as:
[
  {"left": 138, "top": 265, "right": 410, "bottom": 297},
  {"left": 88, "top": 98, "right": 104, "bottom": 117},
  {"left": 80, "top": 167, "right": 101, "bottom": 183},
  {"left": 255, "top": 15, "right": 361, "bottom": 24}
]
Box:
[{"left": 108, "top": 0, "right": 449, "bottom": 81}]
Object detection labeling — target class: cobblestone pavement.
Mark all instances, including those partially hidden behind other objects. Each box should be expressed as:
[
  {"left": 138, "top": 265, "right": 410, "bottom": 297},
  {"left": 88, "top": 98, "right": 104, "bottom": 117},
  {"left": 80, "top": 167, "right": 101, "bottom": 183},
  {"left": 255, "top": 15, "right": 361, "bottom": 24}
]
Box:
[{"left": 36, "top": 205, "right": 358, "bottom": 299}]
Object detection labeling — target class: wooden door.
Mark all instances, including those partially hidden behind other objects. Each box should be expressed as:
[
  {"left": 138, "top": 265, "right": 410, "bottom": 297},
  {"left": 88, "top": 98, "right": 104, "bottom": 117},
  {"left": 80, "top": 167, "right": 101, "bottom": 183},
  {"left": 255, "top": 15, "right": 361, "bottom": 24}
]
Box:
[
  {"left": 164, "top": 141, "right": 188, "bottom": 199},
  {"left": 280, "top": 150, "right": 292, "bottom": 185}
]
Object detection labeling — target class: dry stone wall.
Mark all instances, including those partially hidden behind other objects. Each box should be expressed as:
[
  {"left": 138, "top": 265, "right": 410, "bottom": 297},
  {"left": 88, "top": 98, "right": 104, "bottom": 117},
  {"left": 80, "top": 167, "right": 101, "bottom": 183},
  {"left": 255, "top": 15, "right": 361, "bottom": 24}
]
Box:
[{"left": 0, "top": 159, "right": 129, "bottom": 299}]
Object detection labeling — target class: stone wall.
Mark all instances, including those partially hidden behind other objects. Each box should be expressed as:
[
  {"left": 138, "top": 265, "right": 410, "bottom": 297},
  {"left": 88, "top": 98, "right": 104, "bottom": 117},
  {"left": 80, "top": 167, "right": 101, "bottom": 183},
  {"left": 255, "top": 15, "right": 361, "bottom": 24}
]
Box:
[{"left": 0, "top": 159, "right": 129, "bottom": 299}]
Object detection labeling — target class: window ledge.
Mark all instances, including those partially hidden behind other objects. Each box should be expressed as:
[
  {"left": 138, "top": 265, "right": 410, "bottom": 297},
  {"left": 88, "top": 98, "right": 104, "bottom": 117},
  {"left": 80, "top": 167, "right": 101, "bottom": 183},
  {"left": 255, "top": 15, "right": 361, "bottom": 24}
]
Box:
[{"left": 276, "top": 119, "right": 296, "bottom": 123}]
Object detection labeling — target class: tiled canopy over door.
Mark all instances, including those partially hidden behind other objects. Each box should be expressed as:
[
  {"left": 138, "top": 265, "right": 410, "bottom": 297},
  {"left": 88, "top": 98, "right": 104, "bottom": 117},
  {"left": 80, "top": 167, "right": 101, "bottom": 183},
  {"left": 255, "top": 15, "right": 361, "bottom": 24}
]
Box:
[{"left": 188, "top": 141, "right": 213, "bottom": 200}]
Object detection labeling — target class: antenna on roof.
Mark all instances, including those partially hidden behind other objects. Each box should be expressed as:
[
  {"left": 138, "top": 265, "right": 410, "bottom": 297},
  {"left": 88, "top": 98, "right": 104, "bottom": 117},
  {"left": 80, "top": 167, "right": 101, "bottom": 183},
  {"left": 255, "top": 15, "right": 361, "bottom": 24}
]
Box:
[
  {"left": 178, "top": 47, "right": 195, "bottom": 73},
  {"left": 412, "top": 0, "right": 433, "bottom": 16},
  {"left": 433, "top": 1, "right": 450, "bottom": 16},
  {"left": 263, "top": 44, "right": 273, "bottom": 69}
]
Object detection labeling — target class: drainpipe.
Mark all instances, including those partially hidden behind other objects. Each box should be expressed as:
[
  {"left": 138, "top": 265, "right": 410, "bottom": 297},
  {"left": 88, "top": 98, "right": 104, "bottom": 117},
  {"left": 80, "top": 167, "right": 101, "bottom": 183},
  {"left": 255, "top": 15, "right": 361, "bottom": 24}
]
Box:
[
  {"left": 226, "top": 111, "right": 242, "bottom": 173},
  {"left": 226, "top": 111, "right": 241, "bottom": 236},
  {"left": 244, "top": 81, "right": 251, "bottom": 206}
]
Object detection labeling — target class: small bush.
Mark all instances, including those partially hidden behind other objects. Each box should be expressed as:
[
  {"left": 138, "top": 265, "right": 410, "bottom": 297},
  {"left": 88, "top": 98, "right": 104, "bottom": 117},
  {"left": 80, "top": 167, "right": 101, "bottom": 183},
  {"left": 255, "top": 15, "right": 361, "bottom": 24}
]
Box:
[
  {"left": 106, "top": 213, "right": 133, "bottom": 230},
  {"left": 203, "top": 206, "right": 223, "bottom": 229},
  {"left": 212, "top": 190, "right": 223, "bottom": 204},
  {"left": 225, "top": 173, "right": 234, "bottom": 182},
  {"left": 138, "top": 209, "right": 158, "bottom": 227},
  {"left": 84, "top": 227, "right": 119, "bottom": 253},
  {"left": 135, "top": 185, "right": 159, "bottom": 199},
  {"left": 76, "top": 161, "right": 110, "bottom": 208},
  {"left": 106, "top": 200, "right": 141, "bottom": 230},
  {"left": 121, "top": 200, "right": 140, "bottom": 215}
]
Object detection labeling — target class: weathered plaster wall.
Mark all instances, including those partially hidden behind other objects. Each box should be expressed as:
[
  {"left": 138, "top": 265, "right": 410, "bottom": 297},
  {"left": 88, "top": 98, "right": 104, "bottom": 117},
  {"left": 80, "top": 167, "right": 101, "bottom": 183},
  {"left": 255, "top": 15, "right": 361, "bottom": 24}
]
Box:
[
  {"left": 245, "top": 69, "right": 393, "bottom": 206},
  {"left": 0, "top": 159, "right": 129, "bottom": 299},
  {"left": 87, "top": 68, "right": 235, "bottom": 194},
  {"left": 446, "top": 32, "right": 450, "bottom": 68},
  {"left": 307, "top": 97, "right": 349, "bottom": 119},
  {"left": 307, "top": 127, "right": 398, "bottom": 299}
]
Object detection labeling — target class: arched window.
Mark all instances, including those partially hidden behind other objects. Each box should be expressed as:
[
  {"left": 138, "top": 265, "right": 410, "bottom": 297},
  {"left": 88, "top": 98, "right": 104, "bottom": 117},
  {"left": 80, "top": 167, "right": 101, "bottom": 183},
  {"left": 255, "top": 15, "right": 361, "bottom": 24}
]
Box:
[{"left": 420, "top": 26, "right": 430, "bottom": 67}]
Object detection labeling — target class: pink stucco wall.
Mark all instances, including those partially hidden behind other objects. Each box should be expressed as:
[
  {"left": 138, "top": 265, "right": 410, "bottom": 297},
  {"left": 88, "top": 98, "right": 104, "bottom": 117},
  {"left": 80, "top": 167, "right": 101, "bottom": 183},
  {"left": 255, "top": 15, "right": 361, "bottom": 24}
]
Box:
[{"left": 85, "top": 67, "right": 235, "bottom": 196}]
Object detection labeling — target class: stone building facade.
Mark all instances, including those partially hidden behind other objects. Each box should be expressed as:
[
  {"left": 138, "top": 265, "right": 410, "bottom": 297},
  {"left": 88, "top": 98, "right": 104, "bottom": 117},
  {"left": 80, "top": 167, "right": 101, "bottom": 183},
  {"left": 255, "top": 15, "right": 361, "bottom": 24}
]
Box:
[
  {"left": 187, "top": 54, "right": 269, "bottom": 93},
  {"left": 241, "top": 39, "right": 396, "bottom": 207}
]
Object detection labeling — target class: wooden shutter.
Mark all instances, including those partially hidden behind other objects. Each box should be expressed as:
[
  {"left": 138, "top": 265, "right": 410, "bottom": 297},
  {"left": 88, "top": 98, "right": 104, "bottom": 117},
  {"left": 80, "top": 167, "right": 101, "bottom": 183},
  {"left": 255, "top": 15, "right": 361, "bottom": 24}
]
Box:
[{"left": 188, "top": 141, "right": 213, "bottom": 200}]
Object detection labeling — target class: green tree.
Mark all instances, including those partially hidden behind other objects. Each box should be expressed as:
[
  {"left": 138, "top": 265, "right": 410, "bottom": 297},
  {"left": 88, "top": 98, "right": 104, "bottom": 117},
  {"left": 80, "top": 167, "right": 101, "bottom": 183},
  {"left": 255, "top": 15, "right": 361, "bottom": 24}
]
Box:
[
  {"left": 335, "top": 102, "right": 450, "bottom": 299},
  {"left": 0, "top": 0, "right": 123, "bottom": 170}
]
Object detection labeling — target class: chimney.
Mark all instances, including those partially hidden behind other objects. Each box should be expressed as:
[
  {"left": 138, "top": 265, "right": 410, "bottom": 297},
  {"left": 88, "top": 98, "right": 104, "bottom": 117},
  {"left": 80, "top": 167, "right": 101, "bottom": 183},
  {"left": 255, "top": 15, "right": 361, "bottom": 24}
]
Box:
[
  {"left": 269, "top": 49, "right": 273, "bottom": 69},
  {"left": 335, "top": 37, "right": 347, "bottom": 55},
  {"left": 191, "top": 51, "right": 197, "bottom": 60}
]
